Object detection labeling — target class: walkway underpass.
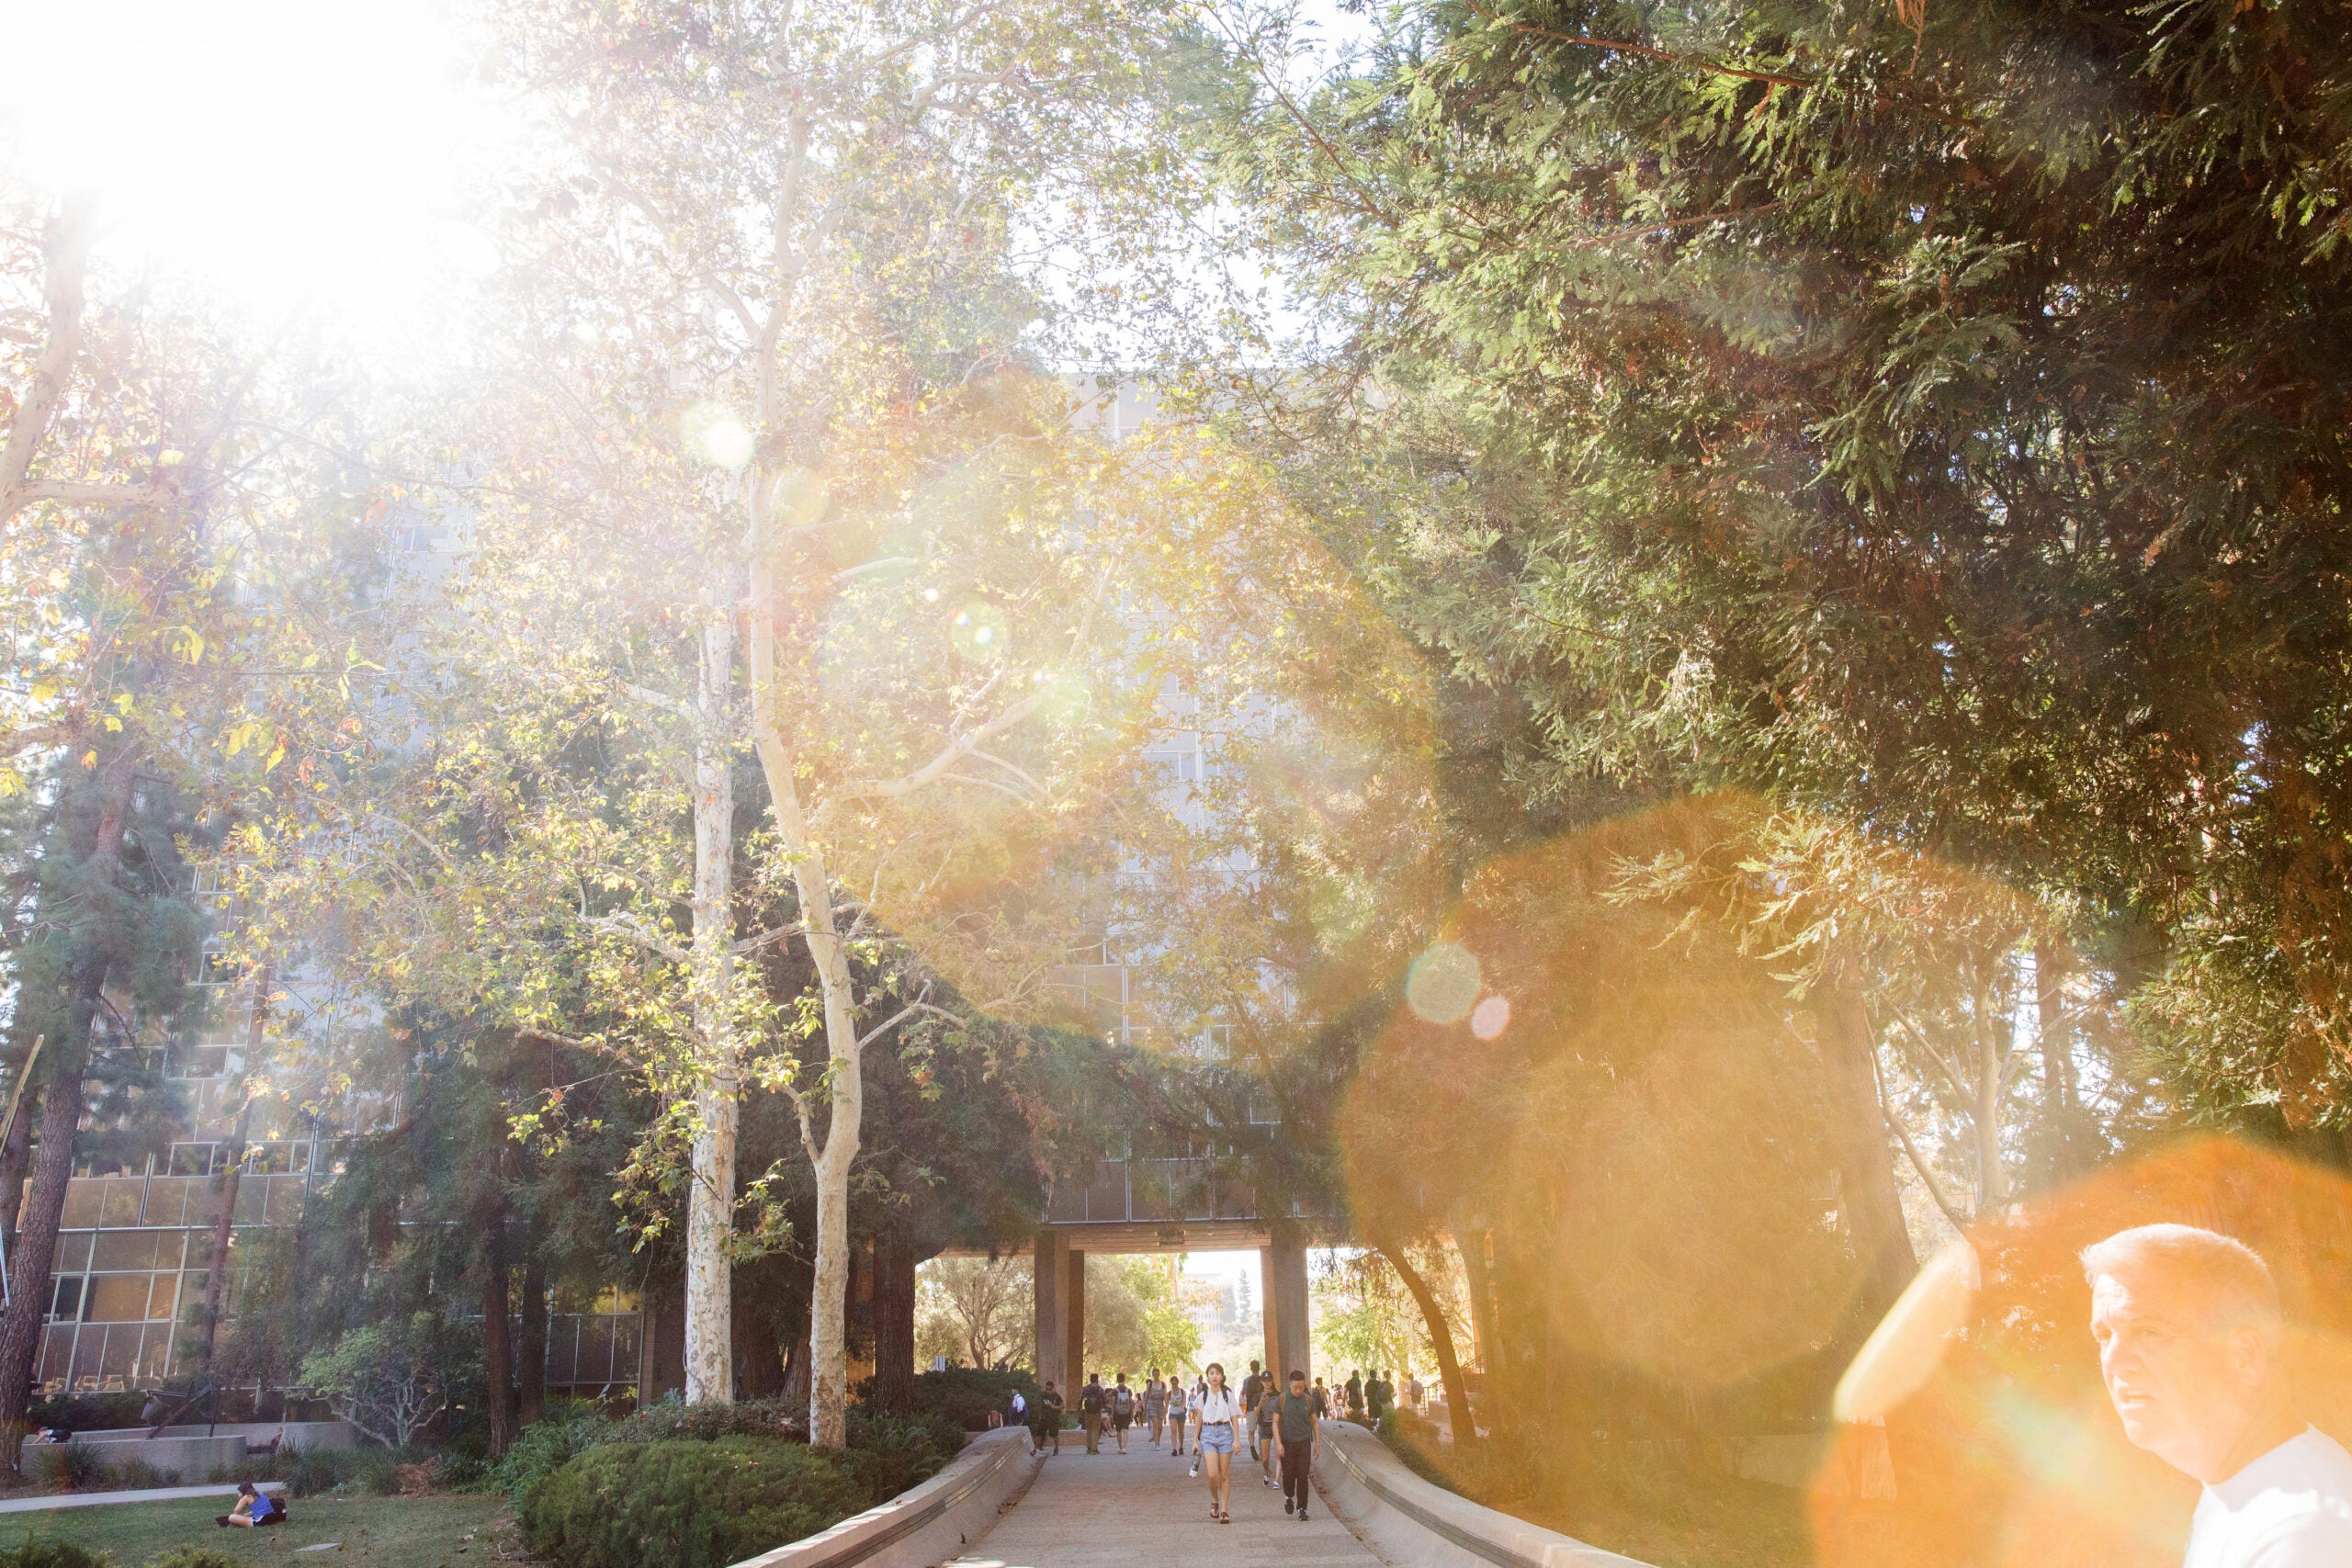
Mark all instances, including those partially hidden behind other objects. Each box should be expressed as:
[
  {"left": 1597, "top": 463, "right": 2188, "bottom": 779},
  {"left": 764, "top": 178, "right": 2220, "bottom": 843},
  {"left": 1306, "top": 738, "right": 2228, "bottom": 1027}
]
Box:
[{"left": 944, "top": 1424, "right": 1381, "bottom": 1568}]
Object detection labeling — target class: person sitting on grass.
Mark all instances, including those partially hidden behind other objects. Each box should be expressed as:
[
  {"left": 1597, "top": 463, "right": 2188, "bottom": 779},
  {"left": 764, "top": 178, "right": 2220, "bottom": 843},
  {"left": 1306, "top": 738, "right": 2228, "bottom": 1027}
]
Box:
[{"left": 219, "top": 1481, "right": 287, "bottom": 1528}]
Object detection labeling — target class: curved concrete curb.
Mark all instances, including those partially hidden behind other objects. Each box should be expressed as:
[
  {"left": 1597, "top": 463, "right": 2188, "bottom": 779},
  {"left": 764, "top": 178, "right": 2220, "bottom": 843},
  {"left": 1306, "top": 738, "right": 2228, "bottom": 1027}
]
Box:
[
  {"left": 1315, "top": 1421, "right": 1658, "bottom": 1568},
  {"left": 729, "top": 1428, "right": 1039, "bottom": 1568}
]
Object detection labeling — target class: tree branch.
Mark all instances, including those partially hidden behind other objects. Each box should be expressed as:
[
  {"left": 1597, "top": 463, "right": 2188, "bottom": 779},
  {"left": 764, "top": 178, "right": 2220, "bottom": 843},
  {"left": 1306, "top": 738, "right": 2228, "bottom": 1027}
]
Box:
[
  {"left": 1872, "top": 1046, "right": 1972, "bottom": 1231},
  {"left": 0, "top": 199, "right": 93, "bottom": 527}
]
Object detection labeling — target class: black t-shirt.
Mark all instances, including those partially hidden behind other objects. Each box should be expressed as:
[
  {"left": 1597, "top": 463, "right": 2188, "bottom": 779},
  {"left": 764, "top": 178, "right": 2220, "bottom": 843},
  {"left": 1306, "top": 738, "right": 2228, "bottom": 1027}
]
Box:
[{"left": 1038, "top": 1391, "right": 1063, "bottom": 1422}]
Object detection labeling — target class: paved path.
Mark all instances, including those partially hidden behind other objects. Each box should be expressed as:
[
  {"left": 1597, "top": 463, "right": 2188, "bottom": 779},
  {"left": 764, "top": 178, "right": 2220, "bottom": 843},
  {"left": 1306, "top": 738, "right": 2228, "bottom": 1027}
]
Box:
[
  {"left": 949, "top": 1429, "right": 1385, "bottom": 1568},
  {"left": 0, "top": 1483, "right": 242, "bottom": 1514}
]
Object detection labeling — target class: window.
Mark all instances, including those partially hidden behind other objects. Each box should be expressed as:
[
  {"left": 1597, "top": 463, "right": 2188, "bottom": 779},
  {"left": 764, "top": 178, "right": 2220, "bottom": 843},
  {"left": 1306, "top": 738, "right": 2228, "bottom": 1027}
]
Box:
[{"left": 48, "top": 1277, "right": 84, "bottom": 1322}]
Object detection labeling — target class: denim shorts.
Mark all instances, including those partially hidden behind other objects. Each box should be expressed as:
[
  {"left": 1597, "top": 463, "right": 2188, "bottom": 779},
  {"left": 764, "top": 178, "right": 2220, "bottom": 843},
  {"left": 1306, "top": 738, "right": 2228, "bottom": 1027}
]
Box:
[{"left": 1196, "top": 1424, "right": 1234, "bottom": 1454}]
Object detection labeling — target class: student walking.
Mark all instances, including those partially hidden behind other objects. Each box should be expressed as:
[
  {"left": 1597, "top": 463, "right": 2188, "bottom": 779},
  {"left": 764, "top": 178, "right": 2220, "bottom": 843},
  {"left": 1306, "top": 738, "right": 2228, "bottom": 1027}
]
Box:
[
  {"left": 1241, "top": 1360, "right": 1266, "bottom": 1462},
  {"left": 1167, "top": 1374, "right": 1188, "bottom": 1457},
  {"left": 1112, "top": 1373, "right": 1136, "bottom": 1453},
  {"left": 1193, "top": 1362, "right": 1244, "bottom": 1523},
  {"left": 1032, "top": 1382, "right": 1065, "bottom": 1455},
  {"left": 1276, "top": 1370, "right": 1320, "bottom": 1521},
  {"left": 1145, "top": 1369, "right": 1168, "bottom": 1448},
  {"left": 1255, "top": 1374, "right": 1280, "bottom": 1487},
  {"left": 1345, "top": 1370, "right": 1364, "bottom": 1420},
  {"left": 1080, "top": 1373, "right": 1105, "bottom": 1453}
]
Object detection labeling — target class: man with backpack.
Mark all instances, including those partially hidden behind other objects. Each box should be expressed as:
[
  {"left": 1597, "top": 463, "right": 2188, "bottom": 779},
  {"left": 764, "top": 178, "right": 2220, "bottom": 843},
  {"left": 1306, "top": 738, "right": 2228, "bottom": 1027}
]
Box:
[
  {"left": 1111, "top": 1372, "right": 1136, "bottom": 1453},
  {"left": 1276, "top": 1370, "right": 1320, "bottom": 1521},
  {"left": 1080, "top": 1372, "right": 1106, "bottom": 1453}
]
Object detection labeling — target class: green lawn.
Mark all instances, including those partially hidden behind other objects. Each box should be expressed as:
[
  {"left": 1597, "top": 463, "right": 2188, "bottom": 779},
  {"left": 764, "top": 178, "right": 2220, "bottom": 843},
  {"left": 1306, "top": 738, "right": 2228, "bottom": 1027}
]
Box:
[{"left": 6, "top": 1494, "right": 512, "bottom": 1568}]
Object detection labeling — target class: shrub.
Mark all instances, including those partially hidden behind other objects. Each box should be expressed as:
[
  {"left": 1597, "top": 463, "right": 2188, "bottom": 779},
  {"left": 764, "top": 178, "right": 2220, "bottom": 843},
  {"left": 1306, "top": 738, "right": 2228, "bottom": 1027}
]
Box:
[
  {"left": 0, "top": 1540, "right": 113, "bottom": 1568},
  {"left": 899, "top": 1369, "right": 1039, "bottom": 1432},
  {"left": 521, "top": 1437, "right": 871, "bottom": 1568},
  {"left": 277, "top": 1447, "right": 402, "bottom": 1498},
  {"left": 26, "top": 1445, "right": 106, "bottom": 1493},
  {"left": 489, "top": 1404, "right": 615, "bottom": 1503},
  {"left": 843, "top": 1412, "right": 963, "bottom": 1499},
  {"left": 96, "top": 1458, "right": 174, "bottom": 1491},
  {"left": 142, "top": 1551, "right": 243, "bottom": 1568},
  {"left": 608, "top": 1396, "right": 801, "bottom": 1445}
]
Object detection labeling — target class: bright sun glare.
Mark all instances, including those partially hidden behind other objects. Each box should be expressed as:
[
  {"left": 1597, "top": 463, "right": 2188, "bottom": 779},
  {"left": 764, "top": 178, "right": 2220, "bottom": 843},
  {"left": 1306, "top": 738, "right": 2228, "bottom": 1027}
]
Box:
[{"left": 2, "top": 0, "right": 510, "bottom": 355}]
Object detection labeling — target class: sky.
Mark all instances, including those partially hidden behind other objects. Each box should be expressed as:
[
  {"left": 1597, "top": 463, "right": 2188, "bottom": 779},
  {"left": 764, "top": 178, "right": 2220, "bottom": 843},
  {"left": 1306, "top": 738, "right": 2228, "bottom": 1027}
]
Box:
[
  {"left": 1, "top": 0, "right": 514, "bottom": 362},
  {"left": 0, "top": 0, "right": 1377, "bottom": 369}
]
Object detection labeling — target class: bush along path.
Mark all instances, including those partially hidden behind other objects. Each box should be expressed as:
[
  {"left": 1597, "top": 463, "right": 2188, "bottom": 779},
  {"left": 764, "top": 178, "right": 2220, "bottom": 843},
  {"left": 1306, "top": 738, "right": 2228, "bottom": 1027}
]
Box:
[{"left": 498, "top": 1401, "right": 967, "bottom": 1568}]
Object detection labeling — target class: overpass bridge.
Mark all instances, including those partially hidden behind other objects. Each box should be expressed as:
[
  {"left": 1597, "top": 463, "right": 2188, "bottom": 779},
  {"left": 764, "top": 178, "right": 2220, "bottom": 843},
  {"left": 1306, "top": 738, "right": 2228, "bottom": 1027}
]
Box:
[{"left": 952, "top": 1146, "right": 1328, "bottom": 1393}]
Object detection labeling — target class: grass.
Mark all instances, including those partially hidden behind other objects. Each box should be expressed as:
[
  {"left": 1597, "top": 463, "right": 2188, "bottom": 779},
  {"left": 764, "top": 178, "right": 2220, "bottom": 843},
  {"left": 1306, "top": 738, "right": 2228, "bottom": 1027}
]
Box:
[{"left": 5, "top": 1494, "right": 514, "bottom": 1568}]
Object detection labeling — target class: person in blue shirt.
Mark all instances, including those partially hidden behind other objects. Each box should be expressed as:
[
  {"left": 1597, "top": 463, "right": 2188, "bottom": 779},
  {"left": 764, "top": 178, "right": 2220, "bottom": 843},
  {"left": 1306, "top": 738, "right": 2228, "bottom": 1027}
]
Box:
[{"left": 219, "top": 1482, "right": 285, "bottom": 1528}]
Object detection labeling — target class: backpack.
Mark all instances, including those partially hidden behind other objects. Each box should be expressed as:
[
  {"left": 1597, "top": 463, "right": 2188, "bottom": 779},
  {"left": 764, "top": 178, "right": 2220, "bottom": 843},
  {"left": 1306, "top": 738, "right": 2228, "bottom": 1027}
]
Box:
[{"left": 1114, "top": 1385, "right": 1134, "bottom": 1415}]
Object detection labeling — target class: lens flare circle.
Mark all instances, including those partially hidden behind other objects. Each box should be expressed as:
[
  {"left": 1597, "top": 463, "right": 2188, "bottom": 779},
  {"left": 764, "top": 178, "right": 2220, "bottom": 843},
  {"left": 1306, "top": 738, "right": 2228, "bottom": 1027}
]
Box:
[
  {"left": 1468, "top": 994, "right": 1510, "bottom": 1039},
  {"left": 951, "top": 602, "right": 1010, "bottom": 661},
  {"left": 1406, "top": 942, "right": 1481, "bottom": 1024}
]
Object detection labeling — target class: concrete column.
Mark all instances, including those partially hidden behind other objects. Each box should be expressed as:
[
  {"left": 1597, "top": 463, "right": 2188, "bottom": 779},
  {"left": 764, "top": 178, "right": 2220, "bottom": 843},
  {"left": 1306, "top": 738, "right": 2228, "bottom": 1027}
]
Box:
[
  {"left": 1033, "top": 1227, "right": 1069, "bottom": 1393},
  {"left": 1267, "top": 1220, "right": 1311, "bottom": 1382},
  {"left": 1064, "top": 1246, "right": 1088, "bottom": 1393}
]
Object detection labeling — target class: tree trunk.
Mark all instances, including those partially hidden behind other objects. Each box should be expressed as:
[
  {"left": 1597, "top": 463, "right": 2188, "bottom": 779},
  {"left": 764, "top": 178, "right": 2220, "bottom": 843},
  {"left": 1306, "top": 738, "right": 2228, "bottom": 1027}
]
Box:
[
  {"left": 871, "top": 1212, "right": 917, "bottom": 1416},
  {"left": 518, "top": 1244, "right": 548, "bottom": 1426},
  {"left": 1815, "top": 987, "right": 1921, "bottom": 1319},
  {"left": 1451, "top": 1224, "right": 1498, "bottom": 1374},
  {"left": 1374, "top": 1239, "right": 1473, "bottom": 1446},
  {"left": 1971, "top": 958, "right": 2005, "bottom": 1212},
  {"left": 481, "top": 1209, "right": 515, "bottom": 1456},
  {"left": 199, "top": 1095, "right": 254, "bottom": 1372},
  {"left": 0, "top": 1063, "right": 86, "bottom": 1468},
  {"left": 684, "top": 608, "right": 739, "bottom": 1405},
  {"left": 0, "top": 747, "right": 135, "bottom": 1470}
]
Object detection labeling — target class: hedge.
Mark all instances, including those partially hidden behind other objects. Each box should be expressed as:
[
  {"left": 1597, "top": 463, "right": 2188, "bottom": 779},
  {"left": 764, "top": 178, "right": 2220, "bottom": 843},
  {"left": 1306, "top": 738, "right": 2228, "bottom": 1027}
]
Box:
[{"left": 520, "top": 1437, "right": 873, "bottom": 1568}]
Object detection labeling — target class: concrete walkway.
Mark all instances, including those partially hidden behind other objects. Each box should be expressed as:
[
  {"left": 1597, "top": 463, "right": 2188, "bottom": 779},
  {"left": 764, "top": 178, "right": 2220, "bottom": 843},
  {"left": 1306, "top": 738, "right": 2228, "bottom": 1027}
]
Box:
[
  {"left": 948, "top": 1431, "right": 1385, "bottom": 1568},
  {"left": 0, "top": 1483, "right": 242, "bottom": 1514}
]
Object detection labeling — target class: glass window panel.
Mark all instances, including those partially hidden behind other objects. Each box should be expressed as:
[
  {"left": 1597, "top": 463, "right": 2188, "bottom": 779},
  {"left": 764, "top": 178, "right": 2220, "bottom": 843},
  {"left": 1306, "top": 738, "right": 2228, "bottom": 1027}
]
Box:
[
  {"left": 85, "top": 1274, "right": 151, "bottom": 1322},
  {"left": 577, "top": 1321, "right": 615, "bottom": 1384},
  {"left": 231, "top": 1179, "right": 264, "bottom": 1224},
  {"left": 59, "top": 1181, "right": 101, "bottom": 1228},
  {"left": 51, "top": 1231, "right": 93, "bottom": 1272},
  {"left": 69, "top": 1327, "right": 104, "bottom": 1392},
  {"left": 144, "top": 1273, "right": 179, "bottom": 1321},
  {"left": 610, "top": 1315, "right": 641, "bottom": 1372},
  {"left": 38, "top": 1325, "right": 72, "bottom": 1386},
  {"left": 141, "top": 1177, "right": 190, "bottom": 1227},
  {"left": 48, "top": 1276, "right": 83, "bottom": 1321},
  {"left": 93, "top": 1231, "right": 163, "bottom": 1270},
  {"left": 544, "top": 1320, "right": 577, "bottom": 1384},
  {"left": 167, "top": 1145, "right": 215, "bottom": 1177},
  {"left": 98, "top": 1180, "right": 141, "bottom": 1227},
  {"left": 137, "top": 1325, "right": 172, "bottom": 1384},
  {"left": 96, "top": 1324, "right": 137, "bottom": 1388}
]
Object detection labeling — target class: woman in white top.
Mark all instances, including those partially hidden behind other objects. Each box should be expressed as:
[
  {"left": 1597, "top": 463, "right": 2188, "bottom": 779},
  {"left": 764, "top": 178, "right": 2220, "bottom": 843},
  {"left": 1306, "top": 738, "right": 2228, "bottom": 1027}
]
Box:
[{"left": 1191, "top": 1361, "right": 1244, "bottom": 1522}]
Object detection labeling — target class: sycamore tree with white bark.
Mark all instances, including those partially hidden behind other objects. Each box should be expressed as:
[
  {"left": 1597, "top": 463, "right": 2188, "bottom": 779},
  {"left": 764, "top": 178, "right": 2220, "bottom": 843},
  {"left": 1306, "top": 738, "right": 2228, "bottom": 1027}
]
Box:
[{"left": 224, "top": 0, "right": 1442, "bottom": 1450}]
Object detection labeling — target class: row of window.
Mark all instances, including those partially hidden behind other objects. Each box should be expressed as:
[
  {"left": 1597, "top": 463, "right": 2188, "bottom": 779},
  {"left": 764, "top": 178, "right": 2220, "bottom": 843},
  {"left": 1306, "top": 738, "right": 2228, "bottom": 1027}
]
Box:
[{"left": 32, "top": 1311, "right": 643, "bottom": 1396}]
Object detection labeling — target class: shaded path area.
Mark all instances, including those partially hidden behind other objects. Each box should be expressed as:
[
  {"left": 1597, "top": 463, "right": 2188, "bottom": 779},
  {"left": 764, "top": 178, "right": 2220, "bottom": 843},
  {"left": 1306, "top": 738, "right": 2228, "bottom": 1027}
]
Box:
[{"left": 948, "top": 1431, "right": 1385, "bottom": 1568}]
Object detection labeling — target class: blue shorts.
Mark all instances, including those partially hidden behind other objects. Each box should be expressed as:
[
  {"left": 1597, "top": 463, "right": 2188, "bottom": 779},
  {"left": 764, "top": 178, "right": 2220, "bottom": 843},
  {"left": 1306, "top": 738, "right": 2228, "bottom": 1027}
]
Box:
[{"left": 1197, "top": 1424, "right": 1234, "bottom": 1454}]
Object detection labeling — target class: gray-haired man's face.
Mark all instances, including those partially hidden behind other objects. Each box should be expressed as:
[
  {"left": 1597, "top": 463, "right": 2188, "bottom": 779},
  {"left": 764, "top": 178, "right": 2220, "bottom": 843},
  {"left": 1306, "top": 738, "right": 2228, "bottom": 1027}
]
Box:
[{"left": 2089, "top": 1266, "right": 2268, "bottom": 1480}]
